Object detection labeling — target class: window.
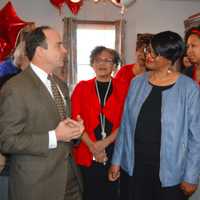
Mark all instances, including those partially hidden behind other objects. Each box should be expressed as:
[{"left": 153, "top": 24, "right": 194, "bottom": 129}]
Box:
[
  {"left": 63, "top": 17, "right": 125, "bottom": 88},
  {"left": 77, "top": 23, "right": 116, "bottom": 81}
]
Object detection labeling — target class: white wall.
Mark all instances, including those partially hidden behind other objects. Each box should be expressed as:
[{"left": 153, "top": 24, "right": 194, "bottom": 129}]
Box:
[
  {"left": 0, "top": 0, "right": 200, "bottom": 199},
  {"left": 0, "top": 0, "right": 200, "bottom": 63}
]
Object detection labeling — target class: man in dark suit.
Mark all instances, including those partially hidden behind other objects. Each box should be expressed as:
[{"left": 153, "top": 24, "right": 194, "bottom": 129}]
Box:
[
  {"left": 0, "top": 26, "right": 83, "bottom": 200},
  {"left": 0, "top": 28, "right": 30, "bottom": 200}
]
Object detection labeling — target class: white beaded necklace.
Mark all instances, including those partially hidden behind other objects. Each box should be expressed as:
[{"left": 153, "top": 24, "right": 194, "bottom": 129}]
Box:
[{"left": 95, "top": 79, "right": 112, "bottom": 139}]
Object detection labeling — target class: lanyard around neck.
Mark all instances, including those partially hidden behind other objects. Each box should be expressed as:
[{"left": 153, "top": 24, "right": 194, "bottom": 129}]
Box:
[{"left": 95, "top": 79, "right": 112, "bottom": 139}]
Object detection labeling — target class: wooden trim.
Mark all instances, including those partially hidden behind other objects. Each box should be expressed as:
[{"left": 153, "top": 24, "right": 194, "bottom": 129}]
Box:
[
  {"left": 63, "top": 17, "right": 77, "bottom": 86},
  {"left": 63, "top": 17, "right": 126, "bottom": 86}
]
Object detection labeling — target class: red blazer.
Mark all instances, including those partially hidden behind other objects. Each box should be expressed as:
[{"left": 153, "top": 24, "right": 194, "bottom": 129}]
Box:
[
  {"left": 192, "top": 65, "right": 200, "bottom": 85},
  {"left": 71, "top": 78, "right": 125, "bottom": 167},
  {"left": 114, "top": 64, "right": 136, "bottom": 96}
]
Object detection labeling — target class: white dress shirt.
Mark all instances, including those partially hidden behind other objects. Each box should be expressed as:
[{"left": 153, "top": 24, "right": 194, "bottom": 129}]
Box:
[{"left": 30, "top": 63, "right": 58, "bottom": 149}]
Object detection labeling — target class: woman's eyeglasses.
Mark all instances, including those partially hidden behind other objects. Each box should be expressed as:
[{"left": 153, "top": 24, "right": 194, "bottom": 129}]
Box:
[
  {"left": 94, "top": 58, "right": 114, "bottom": 65},
  {"left": 144, "top": 47, "right": 158, "bottom": 60}
]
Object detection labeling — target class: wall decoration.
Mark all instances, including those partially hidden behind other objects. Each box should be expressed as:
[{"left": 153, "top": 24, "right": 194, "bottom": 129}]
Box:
[
  {"left": 50, "top": 0, "right": 65, "bottom": 13},
  {"left": 109, "top": 0, "right": 136, "bottom": 14},
  {"left": 0, "top": 1, "right": 30, "bottom": 61},
  {"left": 65, "top": 0, "right": 83, "bottom": 15},
  {"left": 184, "top": 12, "right": 200, "bottom": 31},
  {"left": 50, "top": 0, "right": 83, "bottom": 15},
  {"left": 50, "top": 0, "right": 136, "bottom": 15}
]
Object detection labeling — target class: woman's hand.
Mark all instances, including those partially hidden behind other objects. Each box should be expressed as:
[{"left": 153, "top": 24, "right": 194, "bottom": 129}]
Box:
[
  {"left": 108, "top": 165, "right": 120, "bottom": 181},
  {"left": 82, "top": 129, "right": 119, "bottom": 155},
  {"left": 93, "top": 150, "right": 108, "bottom": 164},
  {"left": 92, "top": 140, "right": 107, "bottom": 154},
  {"left": 180, "top": 181, "right": 198, "bottom": 196}
]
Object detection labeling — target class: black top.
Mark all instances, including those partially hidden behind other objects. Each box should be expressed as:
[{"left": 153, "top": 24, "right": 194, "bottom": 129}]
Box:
[
  {"left": 94, "top": 81, "right": 113, "bottom": 164},
  {"left": 134, "top": 82, "right": 174, "bottom": 166}
]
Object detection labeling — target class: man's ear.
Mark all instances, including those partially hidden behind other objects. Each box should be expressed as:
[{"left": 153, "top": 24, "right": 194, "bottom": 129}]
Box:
[{"left": 35, "top": 46, "right": 45, "bottom": 58}]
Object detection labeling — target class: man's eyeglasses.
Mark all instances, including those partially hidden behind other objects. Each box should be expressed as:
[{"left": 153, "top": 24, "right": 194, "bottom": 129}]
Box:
[{"left": 94, "top": 58, "right": 114, "bottom": 65}]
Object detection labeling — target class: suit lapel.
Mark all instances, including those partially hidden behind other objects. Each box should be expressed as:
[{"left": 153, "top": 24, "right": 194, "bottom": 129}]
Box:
[{"left": 25, "top": 67, "right": 60, "bottom": 120}]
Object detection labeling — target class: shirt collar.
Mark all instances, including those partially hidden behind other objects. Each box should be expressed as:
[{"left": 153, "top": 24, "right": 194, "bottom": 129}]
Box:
[{"left": 30, "top": 63, "right": 49, "bottom": 84}]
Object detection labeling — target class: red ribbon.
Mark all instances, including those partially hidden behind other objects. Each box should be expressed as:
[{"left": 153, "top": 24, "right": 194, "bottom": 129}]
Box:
[{"left": 191, "top": 29, "right": 200, "bottom": 37}]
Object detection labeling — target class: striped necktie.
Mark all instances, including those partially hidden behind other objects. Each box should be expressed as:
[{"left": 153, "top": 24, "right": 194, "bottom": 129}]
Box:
[{"left": 48, "top": 74, "right": 66, "bottom": 120}]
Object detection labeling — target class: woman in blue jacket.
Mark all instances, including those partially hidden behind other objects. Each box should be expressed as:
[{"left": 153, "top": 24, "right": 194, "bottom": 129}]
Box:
[{"left": 109, "top": 31, "right": 200, "bottom": 200}]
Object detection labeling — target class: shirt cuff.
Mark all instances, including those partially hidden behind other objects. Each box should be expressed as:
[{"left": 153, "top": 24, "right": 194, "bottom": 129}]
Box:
[{"left": 48, "top": 130, "right": 57, "bottom": 149}]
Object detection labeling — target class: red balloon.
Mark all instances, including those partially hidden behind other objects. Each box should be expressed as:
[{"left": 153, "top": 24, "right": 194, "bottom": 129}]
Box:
[
  {"left": 65, "top": 0, "right": 83, "bottom": 15},
  {"left": 0, "top": 1, "right": 29, "bottom": 60},
  {"left": 50, "top": 0, "right": 65, "bottom": 10},
  {"left": 0, "top": 37, "right": 12, "bottom": 61}
]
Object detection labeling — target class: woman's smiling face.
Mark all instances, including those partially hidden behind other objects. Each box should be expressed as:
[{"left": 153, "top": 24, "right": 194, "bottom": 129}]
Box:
[
  {"left": 186, "top": 34, "right": 200, "bottom": 65},
  {"left": 92, "top": 50, "right": 115, "bottom": 79}
]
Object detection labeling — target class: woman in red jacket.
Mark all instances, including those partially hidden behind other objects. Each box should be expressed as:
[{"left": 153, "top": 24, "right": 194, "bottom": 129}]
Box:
[
  {"left": 71, "top": 46, "right": 123, "bottom": 200},
  {"left": 114, "top": 34, "right": 153, "bottom": 95}
]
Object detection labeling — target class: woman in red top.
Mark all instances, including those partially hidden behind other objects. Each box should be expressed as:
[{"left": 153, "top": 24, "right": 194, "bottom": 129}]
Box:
[
  {"left": 184, "top": 25, "right": 200, "bottom": 85},
  {"left": 114, "top": 34, "right": 153, "bottom": 95},
  {"left": 71, "top": 46, "right": 123, "bottom": 200}
]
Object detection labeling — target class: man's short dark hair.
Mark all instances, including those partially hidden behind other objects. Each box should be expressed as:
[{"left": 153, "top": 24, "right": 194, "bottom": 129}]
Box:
[{"left": 25, "top": 26, "right": 51, "bottom": 61}]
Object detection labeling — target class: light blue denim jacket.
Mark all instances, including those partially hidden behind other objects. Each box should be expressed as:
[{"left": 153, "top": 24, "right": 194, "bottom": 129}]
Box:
[{"left": 112, "top": 72, "right": 200, "bottom": 187}]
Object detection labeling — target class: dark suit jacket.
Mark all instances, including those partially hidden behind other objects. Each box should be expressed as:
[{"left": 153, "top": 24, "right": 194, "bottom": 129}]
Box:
[{"left": 0, "top": 67, "right": 82, "bottom": 200}]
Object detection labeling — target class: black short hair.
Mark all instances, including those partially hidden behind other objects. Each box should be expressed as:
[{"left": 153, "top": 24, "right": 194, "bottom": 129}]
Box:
[
  {"left": 151, "top": 31, "right": 185, "bottom": 65},
  {"left": 90, "top": 46, "right": 121, "bottom": 67},
  {"left": 185, "top": 25, "right": 200, "bottom": 42},
  {"left": 25, "top": 26, "right": 51, "bottom": 61}
]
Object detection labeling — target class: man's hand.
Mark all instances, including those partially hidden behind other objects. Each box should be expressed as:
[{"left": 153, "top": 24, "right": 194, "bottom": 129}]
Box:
[
  {"left": 65, "top": 117, "right": 84, "bottom": 133},
  {"left": 55, "top": 118, "right": 84, "bottom": 142},
  {"left": 108, "top": 165, "right": 120, "bottom": 181},
  {"left": 180, "top": 181, "right": 198, "bottom": 196}
]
